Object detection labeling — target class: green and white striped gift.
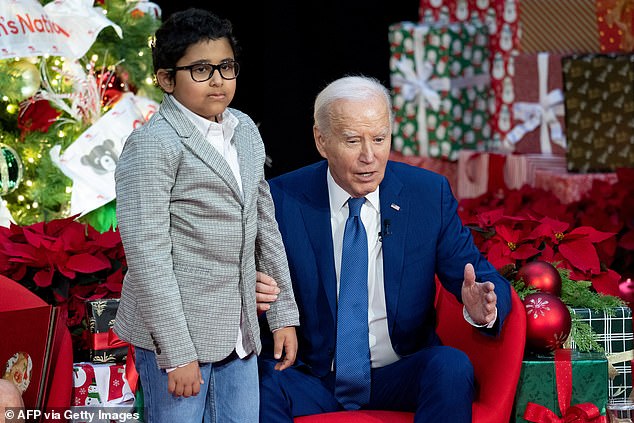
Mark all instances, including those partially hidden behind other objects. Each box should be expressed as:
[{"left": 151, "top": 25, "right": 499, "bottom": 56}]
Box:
[{"left": 569, "top": 307, "right": 633, "bottom": 400}]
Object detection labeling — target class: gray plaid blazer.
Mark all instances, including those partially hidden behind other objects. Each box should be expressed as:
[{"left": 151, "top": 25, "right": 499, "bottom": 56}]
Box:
[{"left": 113, "top": 94, "right": 299, "bottom": 368}]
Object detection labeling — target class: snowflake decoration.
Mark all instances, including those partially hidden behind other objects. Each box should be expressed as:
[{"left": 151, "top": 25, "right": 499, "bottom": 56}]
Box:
[{"left": 525, "top": 295, "right": 551, "bottom": 319}]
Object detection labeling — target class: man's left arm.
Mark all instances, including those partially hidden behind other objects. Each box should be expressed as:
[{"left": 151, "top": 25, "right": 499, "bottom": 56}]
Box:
[{"left": 434, "top": 177, "right": 511, "bottom": 335}]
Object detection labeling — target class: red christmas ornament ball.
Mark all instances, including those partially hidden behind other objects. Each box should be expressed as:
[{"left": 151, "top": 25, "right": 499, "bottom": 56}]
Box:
[
  {"left": 518, "top": 261, "right": 562, "bottom": 297},
  {"left": 524, "top": 292, "right": 571, "bottom": 354}
]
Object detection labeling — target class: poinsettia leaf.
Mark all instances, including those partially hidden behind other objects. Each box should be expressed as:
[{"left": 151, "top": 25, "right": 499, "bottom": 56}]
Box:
[
  {"left": 512, "top": 244, "right": 541, "bottom": 260},
  {"left": 45, "top": 214, "right": 80, "bottom": 236},
  {"left": 89, "top": 229, "right": 123, "bottom": 249},
  {"left": 3, "top": 223, "right": 25, "bottom": 238},
  {"left": 11, "top": 265, "right": 27, "bottom": 281},
  {"left": 22, "top": 227, "right": 53, "bottom": 248},
  {"left": 485, "top": 242, "right": 515, "bottom": 270},
  {"left": 591, "top": 269, "right": 622, "bottom": 298},
  {"left": 26, "top": 221, "right": 46, "bottom": 235},
  {"left": 57, "top": 265, "right": 77, "bottom": 279},
  {"left": 494, "top": 224, "right": 517, "bottom": 242},
  {"left": 528, "top": 224, "right": 556, "bottom": 241},
  {"left": 559, "top": 239, "right": 600, "bottom": 274},
  {"left": 5, "top": 244, "right": 50, "bottom": 268},
  {"left": 33, "top": 268, "right": 55, "bottom": 287},
  {"left": 58, "top": 222, "right": 90, "bottom": 251},
  {"left": 568, "top": 226, "right": 616, "bottom": 243},
  {"left": 539, "top": 244, "right": 555, "bottom": 261},
  {"left": 65, "top": 253, "right": 111, "bottom": 273},
  {"left": 477, "top": 208, "right": 505, "bottom": 227},
  {"left": 539, "top": 216, "right": 570, "bottom": 232}
]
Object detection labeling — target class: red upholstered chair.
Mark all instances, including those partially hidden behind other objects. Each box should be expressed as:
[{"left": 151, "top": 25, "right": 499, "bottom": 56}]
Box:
[
  {"left": 0, "top": 274, "right": 74, "bottom": 414},
  {"left": 295, "top": 283, "right": 526, "bottom": 423}
]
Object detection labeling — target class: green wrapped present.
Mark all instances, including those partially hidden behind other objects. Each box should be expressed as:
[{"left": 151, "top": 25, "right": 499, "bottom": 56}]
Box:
[
  {"left": 570, "top": 307, "right": 633, "bottom": 401},
  {"left": 388, "top": 19, "right": 491, "bottom": 161},
  {"left": 513, "top": 349, "right": 608, "bottom": 423}
]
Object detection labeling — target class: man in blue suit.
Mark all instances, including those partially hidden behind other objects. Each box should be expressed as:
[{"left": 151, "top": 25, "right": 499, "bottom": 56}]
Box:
[{"left": 257, "top": 75, "right": 512, "bottom": 422}]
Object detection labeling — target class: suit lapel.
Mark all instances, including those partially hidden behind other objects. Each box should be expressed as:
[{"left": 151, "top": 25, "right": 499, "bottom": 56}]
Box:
[
  {"left": 300, "top": 163, "right": 338, "bottom": 320},
  {"left": 160, "top": 95, "right": 243, "bottom": 201},
  {"left": 235, "top": 131, "right": 255, "bottom": 204},
  {"left": 379, "top": 163, "right": 407, "bottom": 334}
]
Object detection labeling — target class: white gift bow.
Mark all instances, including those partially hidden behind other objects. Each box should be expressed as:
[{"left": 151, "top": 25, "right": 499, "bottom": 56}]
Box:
[{"left": 505, "top": 52, "right": 567, "bottom": 154}]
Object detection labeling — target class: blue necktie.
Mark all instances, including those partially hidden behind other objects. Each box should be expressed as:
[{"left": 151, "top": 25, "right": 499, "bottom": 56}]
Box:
[{"left": 335, "top": 197, "right": 371, "bottom": 410}]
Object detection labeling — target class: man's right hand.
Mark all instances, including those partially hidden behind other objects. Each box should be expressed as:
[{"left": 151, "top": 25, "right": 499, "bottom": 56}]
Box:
[{"left": 256, "top": 271, "right": 280, "bottom": 314}]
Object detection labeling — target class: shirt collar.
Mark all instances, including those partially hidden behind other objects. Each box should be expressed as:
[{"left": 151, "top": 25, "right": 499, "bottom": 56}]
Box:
[
  {"left": 171, "top": 95, "right": 238, "bottom": 141},
  {"left": 326, "top": 167, "right": 380, "bottom": 215}
]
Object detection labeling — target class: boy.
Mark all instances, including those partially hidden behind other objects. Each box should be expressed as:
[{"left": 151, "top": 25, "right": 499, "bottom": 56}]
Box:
[{"left": 113, "top": 8, "right": 299, "bottom": 422}]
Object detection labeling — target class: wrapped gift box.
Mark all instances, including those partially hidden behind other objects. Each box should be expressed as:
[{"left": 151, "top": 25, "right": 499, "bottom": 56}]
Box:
[
  {"left": 72, "top": 362, "right": 134, "bottom": 407},
  {"left": 504, "top": 52, "right": 567, "bottom": 155},
  {"left": 456, "top": 150, "right": 567, "bottom": 199},
  {"left": 520, "top": 0, "right": 634, "bottom": 54},
  {"left": 86, "top": 298, "right": 128, "bottom": 364},
  {"left": 569, "top": 307, "right": 633, "bottom": 401},
  {"left": 417, "top": 0, "right": 521, "bottom": 146},
  {"left": 513, "top": 350, "right": 608, "bottom": 422},
  {"left": 389, "top": 19, "right": 491, "bottom": 161},
  {"left": 534, "top": 169, "right": 619, "bottom": 203},
  {"left": 562, "top": 53, "right": 634, "bottom": 173}
]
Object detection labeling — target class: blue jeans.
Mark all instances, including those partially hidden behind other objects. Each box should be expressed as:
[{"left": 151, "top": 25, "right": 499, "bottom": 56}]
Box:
[{"left": 136, "top": 347, "right": 259, "bottom": 423}]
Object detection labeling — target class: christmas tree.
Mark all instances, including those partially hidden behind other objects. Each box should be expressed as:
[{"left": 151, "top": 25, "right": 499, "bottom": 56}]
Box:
[{"left": 0, "top": 0, "right": 162, "bottom": 231}]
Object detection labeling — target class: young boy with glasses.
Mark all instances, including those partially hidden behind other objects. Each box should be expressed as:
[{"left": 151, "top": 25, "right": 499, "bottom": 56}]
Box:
[{"left": 113, "top": 8, "right": 299, "bottom": 422}]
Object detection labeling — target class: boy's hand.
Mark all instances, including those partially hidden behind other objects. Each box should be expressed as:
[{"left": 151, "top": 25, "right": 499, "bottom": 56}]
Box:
[
  {"left": 272, "top": 326, "right": 297, "bottom": 371},
  {"left": 167, "top": 361, "right": 203, "bottom": 397}
]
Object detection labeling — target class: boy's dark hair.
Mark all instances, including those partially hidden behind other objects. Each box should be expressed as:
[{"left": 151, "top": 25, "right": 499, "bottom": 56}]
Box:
[{"left": 151, "top": 8, "right": 240, "bottom": 74}]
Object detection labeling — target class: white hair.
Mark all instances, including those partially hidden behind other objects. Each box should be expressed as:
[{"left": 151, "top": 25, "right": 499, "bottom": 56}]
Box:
[{"left": 313, "top": 75, "right": 392, "bottom": 135}]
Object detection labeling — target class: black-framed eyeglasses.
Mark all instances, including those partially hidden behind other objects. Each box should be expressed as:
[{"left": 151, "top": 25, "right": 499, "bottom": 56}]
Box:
[{"left": 166, "top": 60, "right": 240, "bottom": 82}]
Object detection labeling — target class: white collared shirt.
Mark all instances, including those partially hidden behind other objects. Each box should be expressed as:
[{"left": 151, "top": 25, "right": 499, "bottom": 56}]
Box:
[{"left": 172, "top": 97, "right": 242, "bottom": 195}]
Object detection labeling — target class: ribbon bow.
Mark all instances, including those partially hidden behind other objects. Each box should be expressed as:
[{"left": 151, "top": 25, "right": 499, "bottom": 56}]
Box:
[
  {"left": 92, "top": 329, "right": 138, "bottom": 393},
  {"left": 523, "top": 349, "right": 608, "bottom": 423},
  {"left": 504, "top": 52, "right": 567, "bottom": 154},
  {"left": 524, "top": 402, "right": 606, "bottom": 422},
  {"left": 391, "top": 58, "right": 448, "bottom": 111}
]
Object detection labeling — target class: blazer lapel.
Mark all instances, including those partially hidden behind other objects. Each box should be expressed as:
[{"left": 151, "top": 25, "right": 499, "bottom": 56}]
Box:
[
  {"left": 235, "top": 128, "right": 255, "bottom": 203},
  {"left": 300, "top": 163, "right": 338, "bottom": 320},
  {"left": 160, "top": 95, "right": 243, "bottom": 201},
  {"left": 379, "top": 163, "right": 407, "bottom": 334}
]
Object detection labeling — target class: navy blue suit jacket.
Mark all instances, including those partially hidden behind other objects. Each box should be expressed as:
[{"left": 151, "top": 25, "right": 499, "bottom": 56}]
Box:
[{"left": 262, "top": 160, "right": 511, "bottom": 377}]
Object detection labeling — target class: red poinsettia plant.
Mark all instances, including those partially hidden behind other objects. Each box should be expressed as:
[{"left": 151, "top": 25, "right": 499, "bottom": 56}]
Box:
[
  {"left": 0, "top": 215, "right": 125, "bottom": 354},
  {"left": 458, "top": 170, "right": 634, "bottom": 298}
]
